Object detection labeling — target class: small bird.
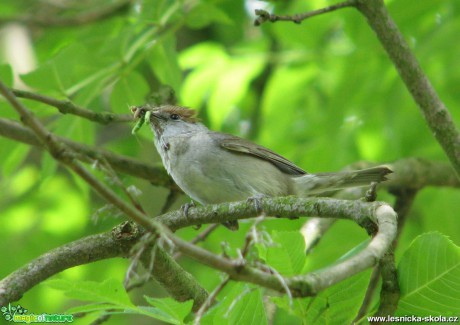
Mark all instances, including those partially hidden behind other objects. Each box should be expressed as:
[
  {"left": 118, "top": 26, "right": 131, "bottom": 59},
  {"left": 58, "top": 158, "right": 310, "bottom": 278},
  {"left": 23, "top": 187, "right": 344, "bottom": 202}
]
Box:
[{"left": 132, "top": 105, "right": 392, "bottom": 230}]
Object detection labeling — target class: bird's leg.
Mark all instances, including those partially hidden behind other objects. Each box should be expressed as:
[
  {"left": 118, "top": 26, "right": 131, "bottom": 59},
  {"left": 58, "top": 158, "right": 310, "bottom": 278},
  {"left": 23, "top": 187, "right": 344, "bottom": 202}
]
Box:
[
  {"left": 363, "top": 182, "right": 378, "bottom": 202},
  {"left": 181, "top": 200, "right": 201, "bottom": 230},
  {"left": 246, "top": 193, "right": 267, "bottom": 215}
]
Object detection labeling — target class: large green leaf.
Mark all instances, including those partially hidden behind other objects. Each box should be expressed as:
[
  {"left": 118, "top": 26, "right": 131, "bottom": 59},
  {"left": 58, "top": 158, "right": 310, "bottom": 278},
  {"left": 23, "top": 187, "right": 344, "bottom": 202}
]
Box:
[
  {"left": 149, "top": 36, "right": 182, "bottom": 91},
  {"left": 227, "top": 288, "right": 268, "bottom": 325},
  {"left": 46, "top": 278, "right": 134, "bottom": 307},
  {"left": 110, "top": 71, "right": 149, "bottom": 113},
  {"left": 180, "top": 41, "right": 266, "bottom": 128},
  {"left": 199, "top": 283, "right": 267, "bottom": 325},
  {"left": 143, "top": 297, "right": 193, "bottom": 324},
  {"left": 21, "top": 43, "right": 108, "bottom": 94},
  {"left": 185, "top": 2, "right": 233, "bottom": 29},
  {"left": 273, "top": 270, "right": 370, "bottom": 324},
  {"left": 0, "top": 63, "right": 13, "bottom": 86},
  {"left": 396, "top": 232, "right": 460, "bottom": 316},
  {"left": 256, "top": 230, "right": 307, "bottom": 276}
]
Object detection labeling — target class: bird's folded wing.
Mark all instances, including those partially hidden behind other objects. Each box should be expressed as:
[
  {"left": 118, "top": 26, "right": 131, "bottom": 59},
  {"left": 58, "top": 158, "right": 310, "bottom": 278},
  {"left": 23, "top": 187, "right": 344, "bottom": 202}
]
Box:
[{"left": 216, "top": 133, "right": 307, "bottom": 175}]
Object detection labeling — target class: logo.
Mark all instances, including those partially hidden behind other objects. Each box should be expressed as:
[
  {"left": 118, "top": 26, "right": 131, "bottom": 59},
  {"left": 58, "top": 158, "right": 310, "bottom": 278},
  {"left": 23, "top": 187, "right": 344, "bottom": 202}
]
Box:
[{"left": 1, "top": 304, "right": 73, "bottom": 323}]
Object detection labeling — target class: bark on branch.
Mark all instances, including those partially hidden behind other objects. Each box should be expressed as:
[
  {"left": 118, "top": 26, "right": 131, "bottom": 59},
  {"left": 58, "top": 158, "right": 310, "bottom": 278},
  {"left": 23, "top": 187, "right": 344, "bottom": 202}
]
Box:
[{"left": 0, "top": 197, "right": 397, "bottom": 306}]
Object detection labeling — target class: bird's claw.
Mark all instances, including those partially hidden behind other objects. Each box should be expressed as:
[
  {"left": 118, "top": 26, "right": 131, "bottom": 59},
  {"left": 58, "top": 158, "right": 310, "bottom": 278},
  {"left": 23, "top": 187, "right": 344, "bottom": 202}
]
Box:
[
  {"left": 181, "top": 201, "right": 201, "bottom": 230},
  {"left": 363, "top": 182, "right": 378, "bottom": 202},
  {"left": 247, "top": 194, "right": 267, "bottom": 214}
]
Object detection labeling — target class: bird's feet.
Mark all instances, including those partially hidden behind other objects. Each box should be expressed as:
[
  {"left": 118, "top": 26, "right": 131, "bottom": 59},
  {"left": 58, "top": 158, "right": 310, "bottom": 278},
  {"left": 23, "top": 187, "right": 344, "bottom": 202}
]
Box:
[
  {"left": 181, "top": 201, "right": 201, "bottom": 230},
  {"left": 363, "top": 182, "right": 378, "bottom": 202},
  {"left": 247, "top": 194, "right": 267, "bottom": 215}
]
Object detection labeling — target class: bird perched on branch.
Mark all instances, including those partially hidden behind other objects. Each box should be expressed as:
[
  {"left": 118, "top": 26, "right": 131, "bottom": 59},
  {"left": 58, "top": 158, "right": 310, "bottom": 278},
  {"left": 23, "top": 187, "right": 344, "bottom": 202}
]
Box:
[{"left": 131, "top": 105, "right": 392, "bottom": 230}]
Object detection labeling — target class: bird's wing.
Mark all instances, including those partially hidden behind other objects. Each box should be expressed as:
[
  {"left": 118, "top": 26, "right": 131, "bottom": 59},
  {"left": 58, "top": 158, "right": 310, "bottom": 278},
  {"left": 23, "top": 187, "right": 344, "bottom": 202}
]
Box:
[{"left": 213, "top": 132, "right": 307, "bottom": 175}]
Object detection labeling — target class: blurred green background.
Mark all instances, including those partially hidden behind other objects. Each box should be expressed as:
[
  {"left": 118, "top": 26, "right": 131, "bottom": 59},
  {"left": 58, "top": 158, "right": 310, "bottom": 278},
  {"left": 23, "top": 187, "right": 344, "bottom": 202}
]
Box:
[{"left": 0, "top": 0, "right": 459, "bottom": 323}]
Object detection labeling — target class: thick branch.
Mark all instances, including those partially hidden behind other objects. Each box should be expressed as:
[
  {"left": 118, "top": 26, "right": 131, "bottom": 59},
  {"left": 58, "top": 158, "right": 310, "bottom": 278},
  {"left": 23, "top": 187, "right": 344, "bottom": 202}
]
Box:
[
  {"left": 352, "top": 158, "right": 459, "bottom": 190},
  {"left": 355, "top": 0, "right": 460, "bottom": 178},
  {"left": 375, "top": 251, "right": 399, "bottom": 317},
  {"left": 0, "top": 197, "right": 396, "bottom": 305},
  {"left": 157, "top": 196, "right": 386, "bottom": 231},
  {"left": 0, "top": 231, "right": 134, "bottom": 305},
  {"left": 0, "top": 223, "right": 208, "bottom": 310},
  {"left": 140, "top": 245, "right": 208, "bottom": 311},
  {"left": 170, "top": 202, "right": 397, "bottom": 296}
]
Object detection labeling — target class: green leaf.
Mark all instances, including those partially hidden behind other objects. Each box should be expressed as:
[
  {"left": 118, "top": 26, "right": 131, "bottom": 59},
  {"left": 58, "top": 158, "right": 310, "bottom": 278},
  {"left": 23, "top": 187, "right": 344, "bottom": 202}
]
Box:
[
  {"left": 0, "top": 63, "right": 13, "bottom": 86},
  {"left": 45, "top": 278, "right": 134, "bottom": 308},
  {"left": 198, "top": 283, "right": 267, "bottom": 325},
  {"left": 180, "top": 42, "right": 266, "bottom": 128},
  {"left": 396, "top": 232, "right": 460, "bottom": 316},
  {"left": 21, "top": 43, "right": 105, "bottom": 94},
  {"left": 186, "top": 3, "right": 232, "bottom": 29},
  {"left": 110, "top": 71, "right": 149, "bottom": 113},
  {"left": 207, "top": 55, "right": 265, "bottom": 128},
  {"left": 67, "top": 302, "right": 119, "bottom": 314},
  {"left": 149, "top": 36, "right": 182, "bottom": 91},
  {"left": 228, "top": 289, "right": 267, "bottom": 325},
  {"left": 1, "top": 143, "right": 30, "bottom": 176},
  {"left": 259, "top": 64, "right": 317, "bottom": 153},
  {"left": 144, "top": 297, "right": 193, "bottom": 324},
  {"left": 273, "top": 270, "right": 370, "bottom": 324},
  {"left": 257, "top": 231, "right": 307, "bottom": 276},
  {"left": 180, "top": 42, "right": 228, "bottom": 109},
  {"left": 336, "top": 239, "right": 370, "bottom": 263}
]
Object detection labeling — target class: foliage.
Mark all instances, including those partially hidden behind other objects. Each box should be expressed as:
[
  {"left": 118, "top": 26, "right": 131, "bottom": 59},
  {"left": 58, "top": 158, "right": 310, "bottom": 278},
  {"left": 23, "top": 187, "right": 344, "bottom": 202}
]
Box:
[{"left": 0, "top": 0, "right": 459, "bottom": 324}]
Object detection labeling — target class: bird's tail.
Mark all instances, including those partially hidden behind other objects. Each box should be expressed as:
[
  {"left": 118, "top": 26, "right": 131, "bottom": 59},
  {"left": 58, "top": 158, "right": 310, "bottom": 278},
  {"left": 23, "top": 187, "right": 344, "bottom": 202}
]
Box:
[{"left": 293, "top": 166, "right": 392, "bottom": 196}]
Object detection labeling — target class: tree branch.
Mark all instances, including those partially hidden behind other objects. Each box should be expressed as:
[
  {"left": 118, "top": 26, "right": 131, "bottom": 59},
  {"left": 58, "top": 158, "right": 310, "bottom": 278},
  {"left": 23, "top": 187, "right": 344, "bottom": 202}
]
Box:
[
  {"left": 0, "top": 118, "right": 176, "bottom": 189},
  {"left": 0, "top": 81, "right": 208, "bottom": 308},
  {"left": 168, "top": 203, "right": 396, "bottom": 295},
  {"left": 0, "top": 230, "right": 135, "bottom": 305},
  {"left": 254, "top": 0, "right": 355, "bottom": 26},
  {"left": 0, "top": 197, "right": 396, "bottom": 306},
  {"left": 0, "top": 222, "right": 208, "bottom": 311},
  {"left": 11, "top": 89, "right": 132, "bottom": 124},
  {"left": 254, "top": 0, "right": 460, "bottom": 177},
  {"left": 355, "top": 0, "right": 460, "bottom": 178},
  {"left": 375, "top": 250, "right": 399, "bottom": 317}
]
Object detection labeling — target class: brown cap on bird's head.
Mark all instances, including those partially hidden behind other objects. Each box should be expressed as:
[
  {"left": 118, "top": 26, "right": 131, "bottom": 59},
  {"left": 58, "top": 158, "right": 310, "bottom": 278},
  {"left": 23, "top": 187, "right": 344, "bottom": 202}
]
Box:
[{"left": 155, "top": 105, "right": 199, "bottom": 123}]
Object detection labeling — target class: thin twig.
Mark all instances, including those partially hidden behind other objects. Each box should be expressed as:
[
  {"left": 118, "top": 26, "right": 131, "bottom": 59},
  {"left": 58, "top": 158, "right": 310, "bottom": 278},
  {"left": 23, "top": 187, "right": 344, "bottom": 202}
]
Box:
[
  {"left": 254, "top": 0, "right": 356, "bottom": 26},
  {"left": 194, "top": 277, "right": 230, "bottom": 325},
  {"left": 97, "top": 159, "right": 145, "bottom": 214},
  {"left": 11, "top": 89, "right": 132, "bottom": 124},
  {"left": 160, "top": 190, "right": 181, "bottom": 214},
  {"left": 353, "top": 265, "right": 381, "bottom": 322},
  {"left": 240, "top": 215, "right": 265, "bottom": 258},
  {"left": 0, "top": 118, "right": 176, "bottom": 189},
  {"left": 173, "top": 224, "right": 220, "bottom": 259}
]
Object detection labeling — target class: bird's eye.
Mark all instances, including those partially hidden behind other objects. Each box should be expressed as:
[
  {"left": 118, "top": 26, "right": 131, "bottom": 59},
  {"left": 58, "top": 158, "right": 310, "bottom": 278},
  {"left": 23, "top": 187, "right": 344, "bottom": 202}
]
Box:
[{"left": 170, "top": 114, "right": 180, "bottom": 120}]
